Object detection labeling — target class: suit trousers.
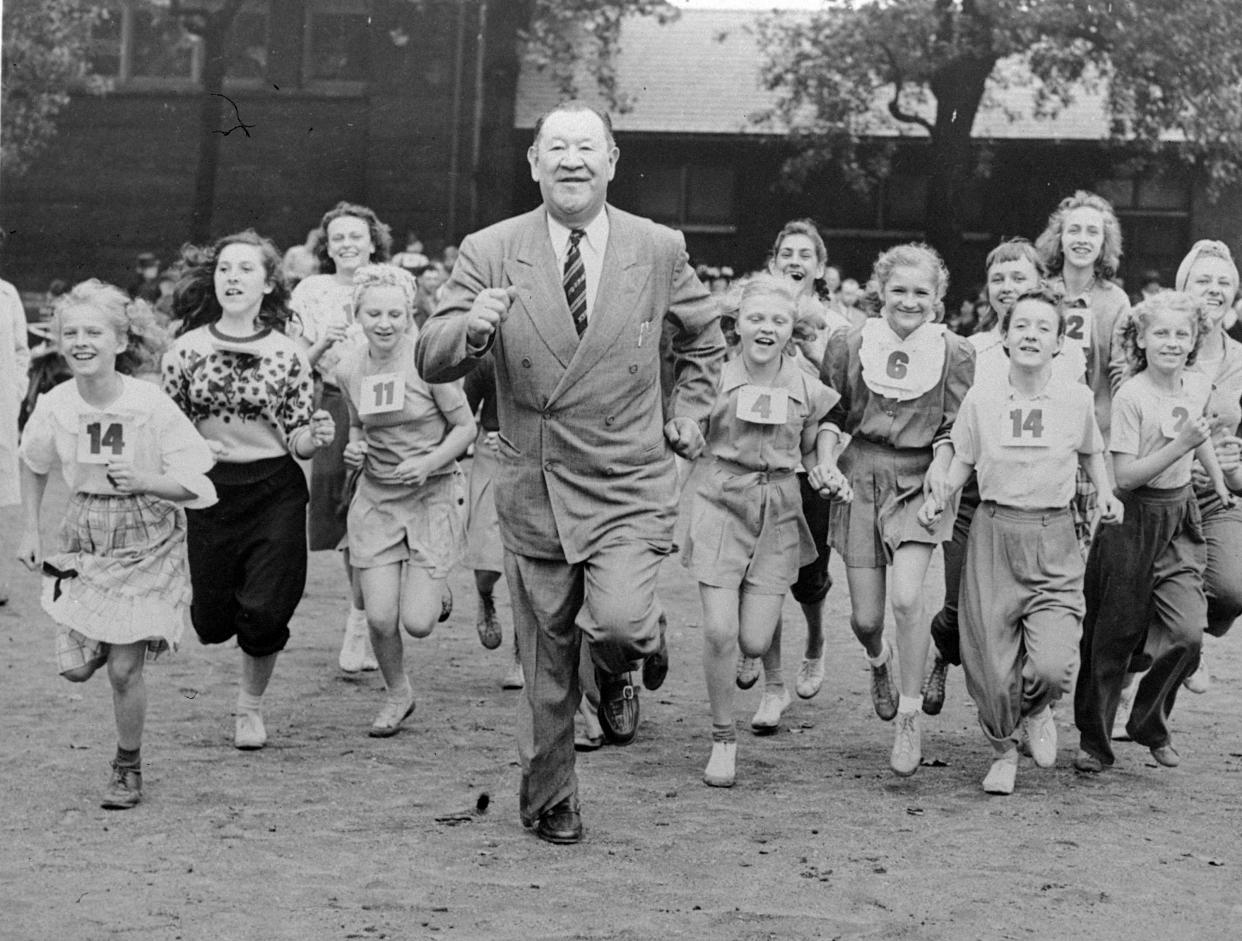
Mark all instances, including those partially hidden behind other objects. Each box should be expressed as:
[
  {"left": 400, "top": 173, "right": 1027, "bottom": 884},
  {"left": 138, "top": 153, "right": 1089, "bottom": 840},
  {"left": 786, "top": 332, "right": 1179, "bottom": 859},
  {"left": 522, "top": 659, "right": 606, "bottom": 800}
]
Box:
[
  {"left": 506, "top": 540, "right": 666, "bottom": 824},
  {"left": 1075, "top": 485, "right": 1205, "bottom": 766}
]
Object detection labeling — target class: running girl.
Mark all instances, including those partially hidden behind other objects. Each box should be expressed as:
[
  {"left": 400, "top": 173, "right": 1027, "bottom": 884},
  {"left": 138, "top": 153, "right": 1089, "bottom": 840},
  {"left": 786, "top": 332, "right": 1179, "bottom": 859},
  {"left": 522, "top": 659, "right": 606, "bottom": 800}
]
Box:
[
  {"left": 1074, "top": 290, "right": 1233, "bottom": 773},
  {"left": 917, "top": 287, "right": 1120, "bottom": 794},
  {"left": 164, "top": 230, "right": 335, "bottom": 751},
  {"left": 816, "top": 243, "right": 975, "bottom": 776},
  {"left": 19, "top": 281, "right": 216, "bottom": 808},
  {"left": 682, "top": 274, "right": 845, "bottom": 787},
  {"left": 336, "top": 265, "right": 475, "bottom": 736}
]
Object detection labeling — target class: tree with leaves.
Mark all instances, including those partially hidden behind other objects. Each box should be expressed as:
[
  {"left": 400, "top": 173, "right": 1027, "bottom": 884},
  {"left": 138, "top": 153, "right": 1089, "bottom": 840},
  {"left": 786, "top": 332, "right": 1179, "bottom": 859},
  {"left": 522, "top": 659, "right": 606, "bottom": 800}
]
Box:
[
  {"left": 755, "top": 0, "right": 1242, "bottom": 280},
  {"left": 1, "top": 0, "right": 109, "bottom": 179}
]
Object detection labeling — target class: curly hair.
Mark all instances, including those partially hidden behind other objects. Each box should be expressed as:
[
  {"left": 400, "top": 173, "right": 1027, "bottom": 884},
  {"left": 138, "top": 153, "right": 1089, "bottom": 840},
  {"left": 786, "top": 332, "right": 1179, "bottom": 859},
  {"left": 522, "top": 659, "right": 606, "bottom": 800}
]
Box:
[
  {"left": 1119, "top": 290, "right": 1210, "bottom": 376},
  {"left": 172, "top": 230, "right": 292, "bottom": 336},
  {"left": 999, "top": 285, "right": 1066, "bottom": 338},
  {"left": 1034, "top": 190, "right": 1123, "bottom": 281},
  {"left": 352, "top": 263, "right": 419, "bottom": 317},
  {"left": 313, "top": 201, "right": 392, "bottom": 274},
  {"left": 870, "top": 243, "right": 949, "bottom": 322},
  {"left": 53, "top": 279, "right": 170, "bottom": 378}
]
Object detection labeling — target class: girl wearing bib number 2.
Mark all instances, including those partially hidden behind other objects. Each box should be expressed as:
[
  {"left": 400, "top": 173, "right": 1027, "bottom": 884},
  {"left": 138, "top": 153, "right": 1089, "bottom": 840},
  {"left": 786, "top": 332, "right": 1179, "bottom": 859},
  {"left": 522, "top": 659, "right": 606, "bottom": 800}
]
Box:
[
  {"left": 335, "top": 265, "right": 475, "bottom": 737},
  {"left": 815, "top": 244, "right": 975, "bottom": 776},
  {"left": 681, "top": 275, "right": 847, "bottom": 788},
  {"left": 18, "top": 281, "right": 218, "bottom": 809},
  {"left": 1074, "top": 291, "right": 1234, "bottom": 774}
]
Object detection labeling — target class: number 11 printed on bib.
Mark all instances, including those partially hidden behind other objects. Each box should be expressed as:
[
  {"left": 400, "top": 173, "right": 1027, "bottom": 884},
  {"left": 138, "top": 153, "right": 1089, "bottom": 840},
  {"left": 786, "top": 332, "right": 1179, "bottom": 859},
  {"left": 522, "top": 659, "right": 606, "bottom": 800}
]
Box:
[{"left": 359, "top": 372, "right": 405, "bottom": 416}]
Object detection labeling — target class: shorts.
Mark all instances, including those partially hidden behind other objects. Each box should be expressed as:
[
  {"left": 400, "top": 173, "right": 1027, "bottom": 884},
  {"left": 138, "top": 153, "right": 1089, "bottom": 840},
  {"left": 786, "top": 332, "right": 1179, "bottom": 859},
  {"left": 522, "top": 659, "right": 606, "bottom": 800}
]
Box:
[
  {"left": 680, "top": 459, "right": 816, "bottom": 594},
  {"left": 348, "top": 469, "right": 467, "bottom": 577},
  {"left": 829, "top": 437, "right": 956, "bottom": 567}
]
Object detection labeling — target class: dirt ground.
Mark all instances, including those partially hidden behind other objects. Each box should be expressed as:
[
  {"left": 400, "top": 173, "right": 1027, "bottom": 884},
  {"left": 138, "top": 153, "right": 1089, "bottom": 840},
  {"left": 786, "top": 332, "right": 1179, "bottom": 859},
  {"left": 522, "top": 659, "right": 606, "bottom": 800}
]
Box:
[{"left": 2, "top": 468, "right": 1240, "bottom": 941}]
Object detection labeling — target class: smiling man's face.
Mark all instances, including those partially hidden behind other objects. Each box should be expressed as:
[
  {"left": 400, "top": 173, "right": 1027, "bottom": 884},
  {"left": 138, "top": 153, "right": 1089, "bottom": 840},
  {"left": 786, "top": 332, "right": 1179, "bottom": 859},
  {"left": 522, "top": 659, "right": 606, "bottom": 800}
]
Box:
[{"left": 528, "top": 108, "right": 619, "bottom": 227}]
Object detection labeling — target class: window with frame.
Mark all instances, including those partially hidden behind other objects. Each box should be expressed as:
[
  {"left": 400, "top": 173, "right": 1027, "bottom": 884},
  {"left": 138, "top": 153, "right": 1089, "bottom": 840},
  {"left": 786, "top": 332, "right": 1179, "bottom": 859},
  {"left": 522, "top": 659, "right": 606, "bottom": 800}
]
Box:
[
  {"left": 86, "top": 1, "right": 270, "bottom": 87},
  {"left": 304, "top": 0, "right": 371, "bottom": 85},
  {"left": 630, "top": 164, "right": 736, "bottom": 233}
]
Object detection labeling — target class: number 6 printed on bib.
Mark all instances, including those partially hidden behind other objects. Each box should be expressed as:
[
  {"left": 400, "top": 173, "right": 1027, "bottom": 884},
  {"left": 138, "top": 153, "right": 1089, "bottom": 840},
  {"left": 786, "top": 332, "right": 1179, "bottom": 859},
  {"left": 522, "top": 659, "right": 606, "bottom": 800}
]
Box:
[
  {"left": 77, "top": 414, "right": 135, "bottom": 464},
  {"left": 358, "top": 372, "right": 405, "bottom": 416}
]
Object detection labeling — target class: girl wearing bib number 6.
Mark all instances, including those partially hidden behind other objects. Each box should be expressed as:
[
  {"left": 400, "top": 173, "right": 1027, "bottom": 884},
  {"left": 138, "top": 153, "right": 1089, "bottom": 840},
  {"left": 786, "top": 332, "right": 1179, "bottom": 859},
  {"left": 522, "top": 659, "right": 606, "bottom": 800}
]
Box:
[
  {"left": 681, "top": 275, "right": 846, "bottom": 788},
  {"left": 915, "top": 288, "right": 1121, "bottom": 794},
  {"left": 815, "top": 244, "right": 974, "bottom": 776},
  {"left": 17, "top": 281, "right": 217, "bottom": 809},
  {"left": 335, "top": 265, "right": 475, "bottom": 737},
  {"left": 1073, "top": 291, "right": 1233, "bottom": 774}
]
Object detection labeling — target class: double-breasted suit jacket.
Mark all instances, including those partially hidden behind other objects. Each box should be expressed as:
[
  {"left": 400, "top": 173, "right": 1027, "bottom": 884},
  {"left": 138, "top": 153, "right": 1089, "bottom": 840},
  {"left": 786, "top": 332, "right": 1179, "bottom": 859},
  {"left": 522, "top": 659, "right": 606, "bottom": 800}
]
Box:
[{"left": 416, "top": 205, "right": 724, "bottom": 561}]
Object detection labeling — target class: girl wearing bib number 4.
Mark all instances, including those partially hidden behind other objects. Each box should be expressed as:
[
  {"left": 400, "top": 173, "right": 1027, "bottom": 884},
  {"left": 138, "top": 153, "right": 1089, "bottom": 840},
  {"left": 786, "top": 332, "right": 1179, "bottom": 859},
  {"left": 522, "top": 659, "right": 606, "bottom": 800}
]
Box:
[
  {"left": 816, "top": 244, "right": 974, "bottom": 776},
  {"left": 682, "top": 275, "right": 846, "bottom": 788},
  {"left": 18, "top": 281, "right": 217, "bottom": 809},
  {"left": 915, "top": 288, "right": 1121, "bottom": 794},
  {"left": 1074, "top": 291, "right": 1234, "bottom": 773},
  {"left": 336, "top": 265, "right": 475, "bottom": 737}
]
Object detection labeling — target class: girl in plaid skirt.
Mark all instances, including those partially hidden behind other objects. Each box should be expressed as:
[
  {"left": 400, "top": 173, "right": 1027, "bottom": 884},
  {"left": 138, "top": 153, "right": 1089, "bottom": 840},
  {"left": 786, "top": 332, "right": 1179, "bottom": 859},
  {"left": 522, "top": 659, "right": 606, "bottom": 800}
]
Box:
[{"left": 18, "top": 281, "right": 217, "bottom": 810}]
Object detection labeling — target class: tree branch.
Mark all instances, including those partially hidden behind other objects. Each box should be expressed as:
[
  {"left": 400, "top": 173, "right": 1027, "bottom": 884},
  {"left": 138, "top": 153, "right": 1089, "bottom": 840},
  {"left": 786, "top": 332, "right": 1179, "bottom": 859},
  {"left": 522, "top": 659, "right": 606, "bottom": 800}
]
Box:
[{"left": 880, "top": 43, "right": 934, "bottom": 133}]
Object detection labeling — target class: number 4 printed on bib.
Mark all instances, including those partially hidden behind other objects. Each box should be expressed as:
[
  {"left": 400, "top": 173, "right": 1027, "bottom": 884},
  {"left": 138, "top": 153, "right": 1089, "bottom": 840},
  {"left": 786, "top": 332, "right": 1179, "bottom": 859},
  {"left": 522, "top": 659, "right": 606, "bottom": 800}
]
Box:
[
  {"left": 736, "top": 386, "right": 789, "bottom": 425},
  {"left": 77, "top": 414, "right": 134, "bottom": 464},
  {"left": 359, "top": 372, "right": 404, "bottom": 416},
  {"left": 1001, "top": 406, "right": 1048, "bottom": 448}
]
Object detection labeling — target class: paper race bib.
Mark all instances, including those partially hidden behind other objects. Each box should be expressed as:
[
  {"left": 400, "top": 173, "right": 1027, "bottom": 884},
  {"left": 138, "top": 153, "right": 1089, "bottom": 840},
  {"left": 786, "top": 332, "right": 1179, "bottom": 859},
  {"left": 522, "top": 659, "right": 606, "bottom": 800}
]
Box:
[
  {"left": 1161, "top": 405, "right": 1192, "bottom": 440},
  {"left": 77, "top": 414, "right": 134, "bottom": 464},
  {"left": 736, "top": 386, "right": 789, "bottom": 425},
  {"left": 1062, "top": 305, "right": 1092, "bottom": 353},
  {"left": 1000, "top": 406, "right": 1051, "bottom": 448},
  {"left": 858, "top": 320, "right": 946, "bottom": 400},
  {"left": 358, "top": 372, "right": 405, "bottom": 416}
]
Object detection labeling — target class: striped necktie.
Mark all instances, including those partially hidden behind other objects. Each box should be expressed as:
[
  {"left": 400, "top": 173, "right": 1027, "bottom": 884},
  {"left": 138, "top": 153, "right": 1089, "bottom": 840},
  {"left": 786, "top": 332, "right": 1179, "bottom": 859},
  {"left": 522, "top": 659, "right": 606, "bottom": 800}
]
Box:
[{"left": 564, "top": 228, "right": 587, "bottom": 337}]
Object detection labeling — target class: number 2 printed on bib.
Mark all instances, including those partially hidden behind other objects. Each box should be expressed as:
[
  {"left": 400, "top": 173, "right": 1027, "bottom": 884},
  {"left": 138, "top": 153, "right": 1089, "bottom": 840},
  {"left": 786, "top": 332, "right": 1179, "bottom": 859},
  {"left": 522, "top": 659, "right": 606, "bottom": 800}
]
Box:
[
  {"left": 736, "top": 386, "right": 789, "bottom": 425},
  {"left": 359, "top": 372, "right": 404, "bottom": 416},
  {"left": 1062, "top": 306, "right": 1092, "bottom": 353},
  {"left": 77, "top": 414, "right": 134, "bottom": 464},
  {"left": 1161, "top": 405, "right": 1191, "bottom": 440},
  {"left": 1000, "top": 406, "right": 1049, "bottom": 448}
]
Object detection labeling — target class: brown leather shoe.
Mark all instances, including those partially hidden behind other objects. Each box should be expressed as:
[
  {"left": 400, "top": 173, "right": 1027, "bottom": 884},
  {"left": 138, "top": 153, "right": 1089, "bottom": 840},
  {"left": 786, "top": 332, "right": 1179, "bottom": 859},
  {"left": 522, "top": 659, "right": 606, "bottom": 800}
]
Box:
[
  {"left": 534, "top": 797, "right": 583, "bottom": 844},
  {"left": 921, "top": 655, "right": 949, "bottom": 716},
  {"left": 596, "top": 667, "right": 639, "bottom": 745}
]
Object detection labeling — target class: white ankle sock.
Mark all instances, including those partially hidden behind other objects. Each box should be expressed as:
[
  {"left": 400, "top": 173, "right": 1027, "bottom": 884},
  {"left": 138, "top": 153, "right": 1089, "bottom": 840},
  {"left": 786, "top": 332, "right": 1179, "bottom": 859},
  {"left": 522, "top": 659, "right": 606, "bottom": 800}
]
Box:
[
  {"left": 898, "top": 693, "right": 923, "bottom": 714},
  {"left": 237, "top": 691, "right": 263, "bottom": 713}
]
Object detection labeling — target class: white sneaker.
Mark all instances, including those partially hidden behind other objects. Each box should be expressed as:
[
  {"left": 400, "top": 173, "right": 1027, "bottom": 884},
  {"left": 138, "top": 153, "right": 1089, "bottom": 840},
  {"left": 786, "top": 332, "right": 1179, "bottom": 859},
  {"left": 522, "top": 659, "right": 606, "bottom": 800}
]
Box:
[
  {"left": 795, "top": 656, "right": 825, "bottom": 699},
  {"left": 234, "top": 710, "right": 267, "bottom": 750},
  {"left": 982, "top": 748, "right": 1018, "bottom": 795},
  {"left": 338, "top": 608, "right": 370, "bottom": 673},
  {"left": 1183, "top": 649, "right": 1210, "bottom": 694},
  {"left": 501, "top": 660, "right": 526, "bottom": 690},
  {"left": 369, "top": 683, "right": 416, "bottom": 738},
  {"left": 1111, "top": 671, "right": 1143, "bottom": 741},
  {"left": 703, "top": 741, "right": 737, "bottom": 787},
  {"left": 1025, "top": 705, "right": 1057, "bottom": 768},
  {"left": 750, "top": 687, "right": 791, "bottom": 734},
  {"left": 890, "top": 710, "right": 921, "bottom": 776}
]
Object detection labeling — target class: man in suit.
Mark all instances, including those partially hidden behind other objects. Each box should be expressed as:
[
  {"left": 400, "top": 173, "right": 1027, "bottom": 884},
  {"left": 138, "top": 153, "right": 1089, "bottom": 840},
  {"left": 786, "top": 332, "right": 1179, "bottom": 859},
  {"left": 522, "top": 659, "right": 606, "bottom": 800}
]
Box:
[{"left": 416, "top": 101, "right": 723, "bottom": 844}]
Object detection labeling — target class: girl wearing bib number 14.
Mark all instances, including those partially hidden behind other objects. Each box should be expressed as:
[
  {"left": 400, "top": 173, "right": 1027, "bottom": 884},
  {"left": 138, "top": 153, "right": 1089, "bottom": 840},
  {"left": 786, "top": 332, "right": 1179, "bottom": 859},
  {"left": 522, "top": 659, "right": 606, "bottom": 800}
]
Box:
[
  {"left": 17, "top": 281, "right": 217, "bottom": 809},
  {"left": 336, "top": 265, "right": 475, "bottom": 737},
  {"left": 681, "top": 275, "right": 847, "bottom": 788},
  {"left": 915, "top": 287, "right": 1121, "bottom": 794},
  {"left": 815, "top": 244, "right": 974, "bottom": 776},
  {"left": 1073, "top": 291, "right": 1234, "bottom": 774}
]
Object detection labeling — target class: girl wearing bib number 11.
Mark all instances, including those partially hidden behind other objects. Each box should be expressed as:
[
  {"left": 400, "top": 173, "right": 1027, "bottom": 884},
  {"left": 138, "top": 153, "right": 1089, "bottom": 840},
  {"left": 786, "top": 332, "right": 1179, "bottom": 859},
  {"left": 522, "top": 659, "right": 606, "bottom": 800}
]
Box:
[
  {"left": 915, "top": 287, "right": 1121, "bottom": 794},
  {"left": 336, "top": 265, "right": 475, "bottom": 737},
  {"left": 18, "top": 281, "right": 217, "bottom": 809},
  {"left": 681, "top": 275, "right": 847, "bottom": 788},
  {"left": 1073, "top": 291, "right": 1234, "bottom": 773},
  {"left": 816, "top": 244, "right": 974, "bottom": 776}
]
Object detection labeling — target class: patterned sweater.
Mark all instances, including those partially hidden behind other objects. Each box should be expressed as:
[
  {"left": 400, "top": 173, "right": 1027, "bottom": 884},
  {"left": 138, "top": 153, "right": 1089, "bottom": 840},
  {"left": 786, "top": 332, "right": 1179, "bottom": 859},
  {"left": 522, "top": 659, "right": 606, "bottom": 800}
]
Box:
[{"left": 162, "top": 324, "right": 314, "bottom": 473}]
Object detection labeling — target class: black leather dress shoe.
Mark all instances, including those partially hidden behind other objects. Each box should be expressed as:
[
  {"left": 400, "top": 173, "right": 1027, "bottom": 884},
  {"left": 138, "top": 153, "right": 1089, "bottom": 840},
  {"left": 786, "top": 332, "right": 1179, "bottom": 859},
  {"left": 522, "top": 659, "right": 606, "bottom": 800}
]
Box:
[
  {"left": 641, "top": 614, "right": 670, "bottom": 692},
  {"left": 596, "top": 666, "right": 639, "bottom": 745},
  {"left": 534, "top": 797, "right": 583, "bottom": 844}
]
